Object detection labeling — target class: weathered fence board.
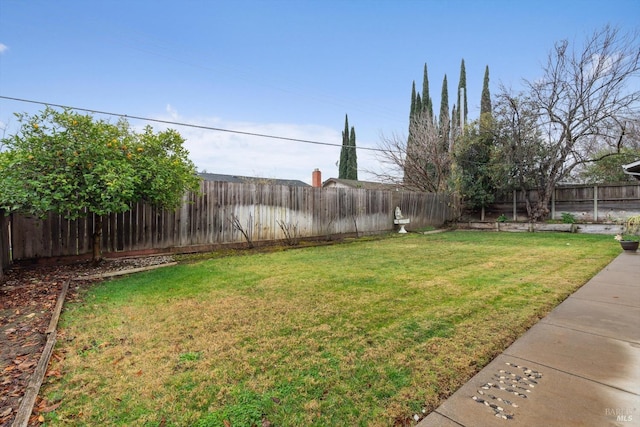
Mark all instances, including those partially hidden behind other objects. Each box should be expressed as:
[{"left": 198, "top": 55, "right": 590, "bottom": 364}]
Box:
[
  {"left": 485, "top": 183, "right": 640, "bottom": 221},
  {"left": 0, "top": 212, "right": 9, "bottom": 276},
  {"left": 8, "top": 182, "right": 459, "bottom": 262}
]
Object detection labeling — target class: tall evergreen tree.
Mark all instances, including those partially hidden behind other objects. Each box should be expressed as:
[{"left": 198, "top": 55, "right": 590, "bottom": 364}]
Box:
[
  {"left": 439, "top": 75, "right": 449, "bottom": 125},
  {"left": 422, "top": 63, "right": 433, "bottom": 119},
  {"left": 480, "top": 65, "right": 491, "bottom": 117},
  {"left": 410, "top": 81, "right": 417, "bottom": 122},
  {"left": 406, "top": 82, "right": 418, "bottom": 183},
  {"left": 457, "top": 59, "right": 468, "bottom": 125},
  {"left": 339, "top": 115, "right": 350, "bottom": 179},
  {"left": 451, "top": 104, "right": 460, "bottom": 140},
  {"left": 439, "top": 74, "right": 450, "bottom": 149},
  {"left": 347, "top": 127, "right": 358, "bottom": 180},
  {"left": 339, "top": 115, "right": 358, "bottom": 180}
]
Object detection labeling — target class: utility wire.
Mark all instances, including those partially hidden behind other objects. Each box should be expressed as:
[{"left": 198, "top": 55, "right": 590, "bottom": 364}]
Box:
[{"left": 0, "top": 95, "right": 386, "bottom": 153}]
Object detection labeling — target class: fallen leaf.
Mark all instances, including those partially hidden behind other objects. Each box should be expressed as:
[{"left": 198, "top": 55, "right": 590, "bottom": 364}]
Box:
[
  {"left": 46, "top": 369, "right": 62, "bottom": 378},
  {"left": 17, "top": 360, "right": 37, "bottom": 370},
  {"left": 135, "top": 369, "right": 142, "bottom": 376},
  {"left": 0, "top": 407, "right": 12, "bottom": 417},
  {"left": 38, "top": 414, "right": 45, "bottom": 422},
  {"left": 40, "top": 402, "right": 62, "bottom": 413}
]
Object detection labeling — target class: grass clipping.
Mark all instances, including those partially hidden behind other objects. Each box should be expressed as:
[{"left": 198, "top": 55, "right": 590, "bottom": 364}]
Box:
[{"left": 43, "top": 231, "right": 619, "bottom": 426}]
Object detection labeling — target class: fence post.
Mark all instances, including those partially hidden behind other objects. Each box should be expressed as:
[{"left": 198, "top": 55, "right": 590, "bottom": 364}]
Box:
[
  {"left": 593, "top": 185, "right": 598, "bottom": 222},
  {"left": 551, "top": 186, "right": 556, "bottom": 220},
  {"left": 512, "top": 190, "right": 517, "bottom": 221}
]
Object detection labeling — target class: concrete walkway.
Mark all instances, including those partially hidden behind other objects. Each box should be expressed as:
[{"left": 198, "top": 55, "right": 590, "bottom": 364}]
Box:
[{"left": 418, "top": 251, "right": 639, "bottom": 427}]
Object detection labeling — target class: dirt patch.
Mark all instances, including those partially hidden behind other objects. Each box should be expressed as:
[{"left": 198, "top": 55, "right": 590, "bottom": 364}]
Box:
[{"left": 0, "top": 256, "right": 174, "bottom": 426}]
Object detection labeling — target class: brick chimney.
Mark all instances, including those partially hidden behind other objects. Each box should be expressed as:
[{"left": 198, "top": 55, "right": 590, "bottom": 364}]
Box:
[{"left": 312, "top": 169, "right": 322, "bottom": 188}]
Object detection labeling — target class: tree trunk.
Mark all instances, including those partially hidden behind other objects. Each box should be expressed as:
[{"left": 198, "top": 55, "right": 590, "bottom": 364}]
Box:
[
  {"left": 92, "top": 216, "right": 103, "bottom": 265},
  {"left": 529, "top": 187, "right": 552, "bottom": 222}
]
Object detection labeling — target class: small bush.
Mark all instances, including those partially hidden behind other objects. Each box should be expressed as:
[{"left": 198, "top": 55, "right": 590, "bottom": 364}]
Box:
[
  {"left": 496, "top": 214, "right": 508, "bottom": 223},
  {"left": 561, "top": 212, "right": 577, "bottom": 224}
]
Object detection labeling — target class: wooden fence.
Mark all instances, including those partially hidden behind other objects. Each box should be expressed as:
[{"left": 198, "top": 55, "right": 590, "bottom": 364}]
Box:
[
  {"left": 485, "top": 183, "right": 640, "bottom": 222},
  {"left": 0, "top": 211, "right": 9, "bottom": 277},
  {"left": 7, "top": 181, "right": 460, "bottom": 262}
]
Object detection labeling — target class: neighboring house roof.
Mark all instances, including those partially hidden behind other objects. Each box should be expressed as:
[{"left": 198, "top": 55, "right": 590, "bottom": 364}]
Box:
[
  {"left": 322, "top": 178, "right": 403, "bottom": 191},
  {"left": 198, "top": 173, "right": 310, "bottom": 187},
  {"left": 622, "top": 160, "right": 640, "bottom": 181}
]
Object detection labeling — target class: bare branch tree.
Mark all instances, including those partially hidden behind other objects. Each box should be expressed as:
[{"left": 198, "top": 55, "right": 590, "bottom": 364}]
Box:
[
  {"left": 495, "top": 26, "right": 640, "bottom": 221},
  {"left": 529, "top": 26, "right": 640, "bottom": 172},
  {"left": 373, "top": 115, "right": 452, "bottom": 192}
]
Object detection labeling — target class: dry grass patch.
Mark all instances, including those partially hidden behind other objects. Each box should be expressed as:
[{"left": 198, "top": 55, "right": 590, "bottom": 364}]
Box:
[{"left": 42, "top": 231, "right": 620, "bottom": 426}]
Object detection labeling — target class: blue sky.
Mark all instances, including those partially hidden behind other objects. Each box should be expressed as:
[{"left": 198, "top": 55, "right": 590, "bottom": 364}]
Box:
[{"left": 1, "top": 0, "right": 639, "bottom": 184}]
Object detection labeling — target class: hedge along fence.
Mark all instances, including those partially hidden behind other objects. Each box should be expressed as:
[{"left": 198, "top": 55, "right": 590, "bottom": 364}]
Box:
[
  {"left": 486, "top": 182, "right": 640, "bottom": 222},
  {"left": 7, "top": 181, "right": 460, "bottom": 262}
]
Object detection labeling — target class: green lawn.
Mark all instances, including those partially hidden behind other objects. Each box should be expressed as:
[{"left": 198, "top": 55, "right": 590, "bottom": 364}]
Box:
[{"left": 43, "top": 231, "right": 620, "bottom": 426}]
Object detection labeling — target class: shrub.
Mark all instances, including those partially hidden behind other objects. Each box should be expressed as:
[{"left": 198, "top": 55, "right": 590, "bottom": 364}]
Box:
[{"left": 561, "top": 212, "right": 576, "bottom": 224}]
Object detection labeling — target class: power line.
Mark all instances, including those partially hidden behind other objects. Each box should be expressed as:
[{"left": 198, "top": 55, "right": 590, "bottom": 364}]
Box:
[{"left": 0, "top": 95, "right": 386, "bottom": 153}]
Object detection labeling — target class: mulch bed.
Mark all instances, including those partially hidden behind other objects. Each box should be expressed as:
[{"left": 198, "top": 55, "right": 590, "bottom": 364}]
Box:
[{"left": 0, "top": 256, "right": 174, "bottom": 427}]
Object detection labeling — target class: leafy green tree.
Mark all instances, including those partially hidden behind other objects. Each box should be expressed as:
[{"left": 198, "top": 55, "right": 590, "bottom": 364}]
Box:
[
  {"left": 454, "top": 120, "right": 495, "bottom": 218},
  {"left": 577, "top": 148, "right": 640, "bottom": 183},
  {"left": 454, "top": 65, "right": 495, "bottom": 219},
  {"left": 0, "top": 107, "right": 200, "bottom": 262},
  {"left": 491, "top": 93, "right": 552, "bottom": 220}
]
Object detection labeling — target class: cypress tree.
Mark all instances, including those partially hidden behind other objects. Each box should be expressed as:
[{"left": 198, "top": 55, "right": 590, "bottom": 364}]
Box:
[
  {"left": 410, "top": 81, "right": 417, "bottom": 122},
  {"left": 480, "top": 65, "right": 491, "bottom": 117},
  {"left": 457, "top": 59, "right": 468, "bottom": 125},
  {"left": 339, "top": 115, "right": 349, "bottom": 179},
  {"left": 415, "top": 93, "right": 422, "bottom": 117},
  {"left": 406, "top": 82, "right": 417, "bottom": 183},
  {"left": 451, "top": 104, "right": 460, "bottom": 137},
  {"left": 439, "top": 75, "right": 449, "bottom": 128},
  {"left": 339, "top": 115, "right": 358, "bottom": 180},
  {"left": 347, "top": 126, "right": 358, "bottom": 180},
  {"left": 422, "top": 63, "right": 433, "bottom": 119},
  {"left": 439, "top": 75, "right": 450, "bottom": 150}
]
